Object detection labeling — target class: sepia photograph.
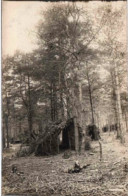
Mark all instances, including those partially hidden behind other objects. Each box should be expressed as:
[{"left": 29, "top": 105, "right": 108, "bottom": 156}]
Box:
[{"left": 2, "top": 1, "right": 128, "bottom": 195}]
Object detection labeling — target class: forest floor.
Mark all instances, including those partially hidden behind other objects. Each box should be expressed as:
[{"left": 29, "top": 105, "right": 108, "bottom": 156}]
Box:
[{"left": 2, "top": 132, "right": 128, "bottom": 196}]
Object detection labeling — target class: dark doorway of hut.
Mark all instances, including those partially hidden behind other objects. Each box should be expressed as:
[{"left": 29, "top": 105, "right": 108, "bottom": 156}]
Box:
[{"left": 60, "top": 119, "right": 75, "bottom": 151}]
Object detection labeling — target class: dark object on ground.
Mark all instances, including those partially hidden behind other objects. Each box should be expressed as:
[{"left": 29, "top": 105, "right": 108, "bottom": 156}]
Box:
[
  {"left": 86, "top": 125, "right": 100, "bottom": 140},
  {"left": 102, "top": 125, "right": 109, "bottom": 132},
  {"left": 85, "top": 136, "right": 91, "bottom": 150},
  {"left": 124, "top": 163, "right": 128, "bottom": 172},
  {"left": 12, "top": 165, "right": 17, "bottom": 173},
  {"left": 68, "top": 161, "right": 90, "bottom": 173}
]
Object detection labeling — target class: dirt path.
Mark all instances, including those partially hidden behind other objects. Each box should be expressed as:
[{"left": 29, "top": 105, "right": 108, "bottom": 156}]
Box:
[{"left": 2, "top": 132, "right": 128, "bottom": 196}]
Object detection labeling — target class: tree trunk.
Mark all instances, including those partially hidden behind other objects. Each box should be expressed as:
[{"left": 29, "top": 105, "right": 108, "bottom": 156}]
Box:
[
  {"left": 2, "top": 125, "right": 6, "bottom": 149},
  {"left": 5, "top": 114, "right": 9, "bottom": 148},
  {"left": 74, "top": 117, "right": 79, "bottom": 153},
  {"left": 50, "top": 83, "right": 58, "bottom": 121},
  {"left": 60, "top": 91, "right": 65, "bottom": 119},
  {"left": 28, "top": 112, "right": 33, "bottom": 135},
  {"left": 78, "top": 82, "right": 85, "bottom": 153},
  {"left": 27, "top": 74, "right": 33, "bottom": 141},
  {"left": 116, "top": 100, "right": 121, "bottom": 138},
  {"left": 72, "top": 87, "right": 79, "bottom": 154},
  {"left": 86, "top": 65, "right": 95, "bottom": 124},
  {"left": 114, "top": 63, "right": 125, "bottom": 143},
  {"left": 124, "top": 111, "right": 128, "bottom": 132},
  {"left": 51, "top": 89, "right": 54, "bottom": 121},
  {"left": 59, "top": 71, "right": 65, "bottom": 119},
  {"left": 110, "top": 70, "right": 120, "bottom": 135},
  {"left": 114, "top": 102, "right": 120, "bottom": 134}
]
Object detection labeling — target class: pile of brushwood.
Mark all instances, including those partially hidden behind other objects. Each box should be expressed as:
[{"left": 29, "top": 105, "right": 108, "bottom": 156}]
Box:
[{"left": 29, "top": 120, "right": 68, "bottom": 156}]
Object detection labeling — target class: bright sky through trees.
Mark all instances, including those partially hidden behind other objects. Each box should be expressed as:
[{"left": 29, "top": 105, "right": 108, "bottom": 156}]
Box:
[{"left": 2, "top": 1, "right": 126, "bottom": 56}]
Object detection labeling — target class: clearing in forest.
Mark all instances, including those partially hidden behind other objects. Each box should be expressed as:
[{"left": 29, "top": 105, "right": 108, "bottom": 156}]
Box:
[{"left": 2, "top": 132, "right": 128, "bottom": 196}]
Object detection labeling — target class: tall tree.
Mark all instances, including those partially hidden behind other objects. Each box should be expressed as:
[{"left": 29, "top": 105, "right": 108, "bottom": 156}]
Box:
[
  {"left": 100, "top": 5, "right": 126, "bottom": 142},
  {"left": 36, "top": 3, "right": 95, "bottom": 152},
  {"left": 3, "top": 52, "right": 40, "bottom": 144}
]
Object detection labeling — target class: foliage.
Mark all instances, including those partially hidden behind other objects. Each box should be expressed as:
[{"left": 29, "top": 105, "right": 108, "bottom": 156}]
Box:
[{"left": 2, "top": 3, "right": 127, "bottom": 151}]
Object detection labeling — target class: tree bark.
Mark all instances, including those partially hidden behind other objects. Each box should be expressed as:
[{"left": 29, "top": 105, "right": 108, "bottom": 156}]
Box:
[
  {"left": 5, "top": 114, "right": 9, "bottom": 148},
  {"left": 86, "top": 64, "right": 95, "bottom": 125},
  {"left": 72, "top": 87, "right": 79, "bottom": 153},
  {"left": 27, "top": 74, "right": 33, "bottom": 141},
  {"left": 78, "top": 82, "right": 85, "bottom": 153},
  {"left": 51, "top": 85, "right": 54, "bottom": 121},
  {"left": 114, "top": 63, "right": 125, "bottom": 143},
  {"left": 2, "top": 125, "right": 6, "bottom": 149},
  {"left": 124, "top": 111, "right": 128, "bottom": 132},
  {"left": 110, "top": 70, "right": 120, "bottom": 134},
  {"left": 74, "top": 117, "right": 79, "bottom": 153}
]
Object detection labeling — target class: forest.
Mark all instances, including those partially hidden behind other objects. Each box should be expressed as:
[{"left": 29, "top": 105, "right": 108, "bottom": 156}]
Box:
[{"left": 2, "top": 2, "right": 128, "bottom": 196}]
